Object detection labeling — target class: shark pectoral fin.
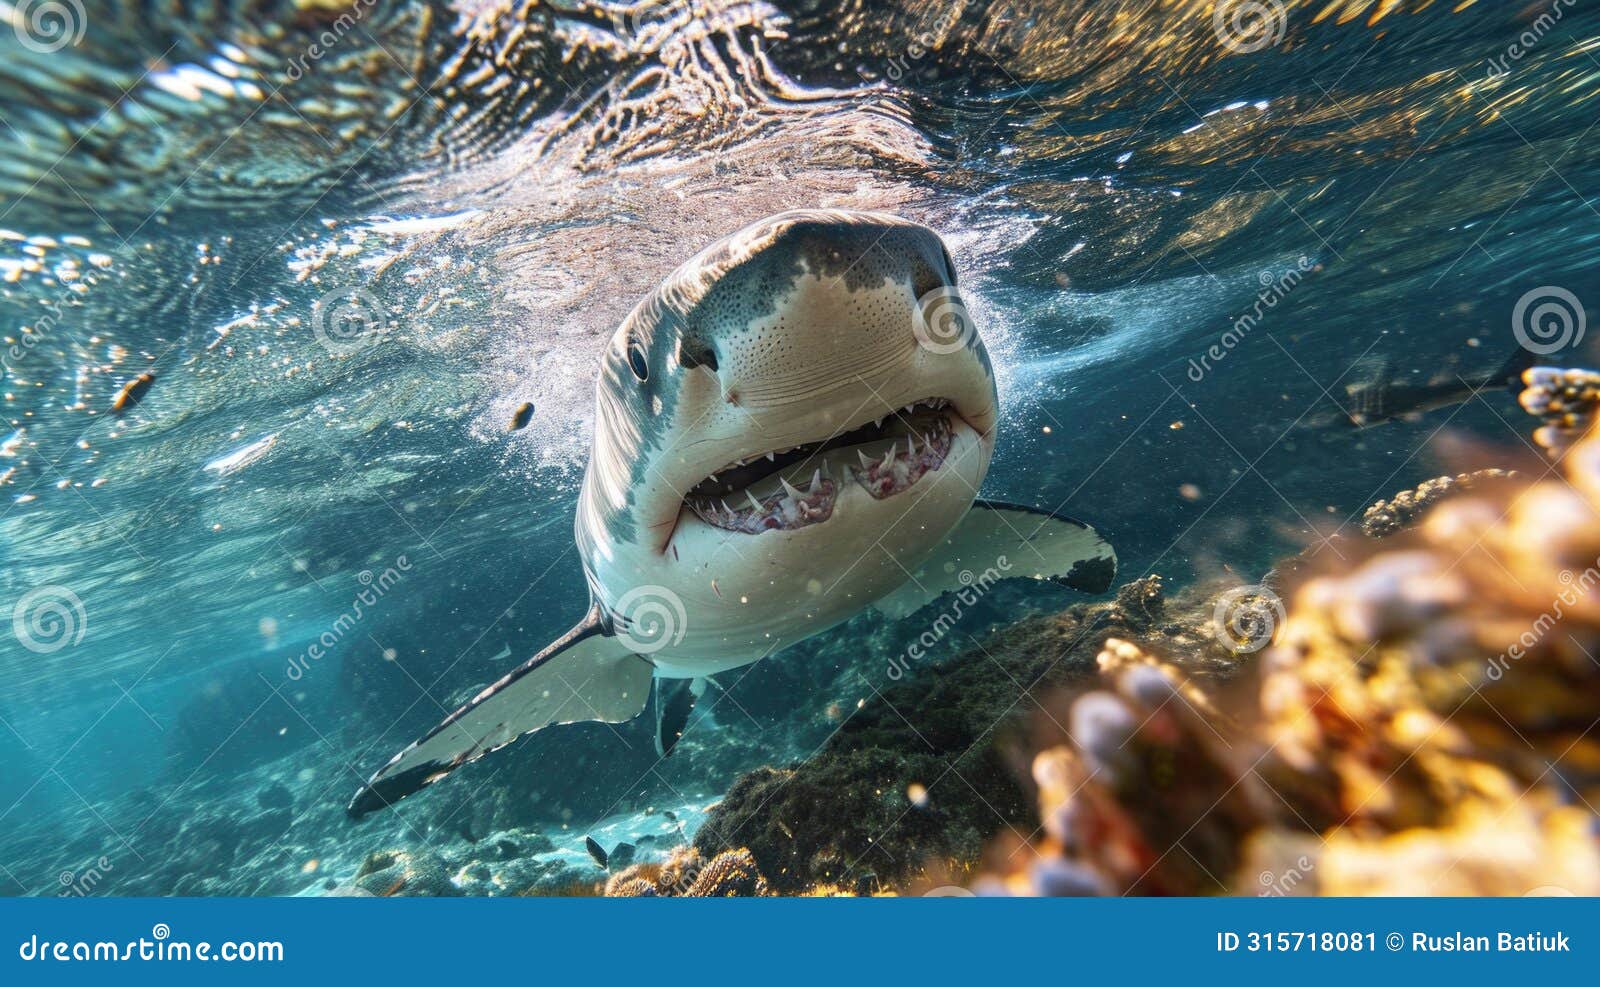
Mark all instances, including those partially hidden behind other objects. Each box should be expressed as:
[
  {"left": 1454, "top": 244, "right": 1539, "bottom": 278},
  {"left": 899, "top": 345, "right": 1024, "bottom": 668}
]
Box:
[
  {"left": 874, "top": 500, "right": 1117, "bottom": 620},
  {"left": 346, "top": 610, "right": 652, "bottom": 817}
]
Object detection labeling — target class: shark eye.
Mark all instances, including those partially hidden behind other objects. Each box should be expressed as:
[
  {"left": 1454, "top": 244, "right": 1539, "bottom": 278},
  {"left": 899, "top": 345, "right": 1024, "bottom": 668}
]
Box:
[{"left": 626, "top": 343, "right": 650, "bottom": 382}]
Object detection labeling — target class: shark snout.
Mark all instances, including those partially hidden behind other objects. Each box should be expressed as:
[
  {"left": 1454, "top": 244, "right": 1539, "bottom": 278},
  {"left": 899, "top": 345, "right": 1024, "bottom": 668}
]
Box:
[{"left": 713, "top": 330, "right": 920, "bottom": 411}]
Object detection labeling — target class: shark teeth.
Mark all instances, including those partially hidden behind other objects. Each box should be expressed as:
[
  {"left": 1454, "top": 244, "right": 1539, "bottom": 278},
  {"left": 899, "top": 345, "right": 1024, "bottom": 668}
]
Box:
[
  {"left": 699, "top": 398, "right": 955, "bottom": 488},
  {"left": 848, "top": 413, "right": 953, "bottom": 501},
  {"left": 689, "top": 477, "right": 838, "bottom": 535},
  {"left": 685, "top": 397, "right": 958, "bottom": 533}
]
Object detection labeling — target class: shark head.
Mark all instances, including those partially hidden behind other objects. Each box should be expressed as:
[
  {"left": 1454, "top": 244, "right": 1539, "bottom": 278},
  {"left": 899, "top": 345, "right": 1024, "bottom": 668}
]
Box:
[{"left": 580, "top": 208, "right": 997, "bottom": 558}]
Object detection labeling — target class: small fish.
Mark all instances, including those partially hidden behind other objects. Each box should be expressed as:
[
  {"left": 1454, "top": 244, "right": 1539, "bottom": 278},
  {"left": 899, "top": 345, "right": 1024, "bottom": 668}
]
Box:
[
  {"left": 110, "top": 372, "right": 155, "bottom": 415},
  {"left": 584, "top": 835, "right": 608, "bottom": 870},
  {"left": 508, "top": 401, "right": 534, "bottom": 432}
]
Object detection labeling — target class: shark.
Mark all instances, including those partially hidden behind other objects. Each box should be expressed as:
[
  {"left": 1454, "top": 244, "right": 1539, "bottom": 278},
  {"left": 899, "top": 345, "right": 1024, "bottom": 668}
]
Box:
[
  {"left": 1305, "top": 347, "right": 1536, "bottom": 429},
  {"left": 347, "top": 209, "right": 1117, "bottom": 816}
]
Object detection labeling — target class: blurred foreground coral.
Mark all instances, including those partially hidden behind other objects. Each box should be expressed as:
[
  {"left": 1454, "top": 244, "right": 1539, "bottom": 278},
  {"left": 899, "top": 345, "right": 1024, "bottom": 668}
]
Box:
[{"left": 979, "top": 405, "right": 1600, "bottom": 896}]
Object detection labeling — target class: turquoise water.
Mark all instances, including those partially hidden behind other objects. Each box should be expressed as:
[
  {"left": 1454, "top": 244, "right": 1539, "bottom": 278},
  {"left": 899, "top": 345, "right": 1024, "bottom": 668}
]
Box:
[{"left": 2, "top": 0, "right": 1598, "bottom": 894}]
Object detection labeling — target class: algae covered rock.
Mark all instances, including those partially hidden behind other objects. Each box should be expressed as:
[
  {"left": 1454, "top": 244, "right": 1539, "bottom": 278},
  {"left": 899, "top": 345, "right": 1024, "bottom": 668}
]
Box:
[
  {"left": 692, "top": 575, "right": 1226, "bottom": 893},
  {"left": 351, "top": 848, "right": 459, "bottom": 897},
  {"left": 1359, "top": 469, "right": 1518, "bottom": 538},
  {"left": 694, "top": 749, "right": 1000, "bottom": 894}
]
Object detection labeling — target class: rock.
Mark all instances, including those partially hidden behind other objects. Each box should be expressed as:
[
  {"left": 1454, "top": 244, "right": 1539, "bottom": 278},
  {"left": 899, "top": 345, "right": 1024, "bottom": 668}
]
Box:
[
  {"left": 257, "top": 780, "right": 295, "bottom": 812},
  {"left": 352, "top": 849, "right": 459, "bottom": 897},
  {"left": 1360, "top": 469, "right": 1518, "bottom": 538},
  {"left": 608, "top": 842, "right": 637, "bottom": 870}
]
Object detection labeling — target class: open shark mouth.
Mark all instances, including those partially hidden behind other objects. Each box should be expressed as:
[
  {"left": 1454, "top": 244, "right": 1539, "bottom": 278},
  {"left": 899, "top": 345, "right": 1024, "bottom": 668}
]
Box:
[{"left": 684, "top": 398, "right": 957, "bottom": 534}]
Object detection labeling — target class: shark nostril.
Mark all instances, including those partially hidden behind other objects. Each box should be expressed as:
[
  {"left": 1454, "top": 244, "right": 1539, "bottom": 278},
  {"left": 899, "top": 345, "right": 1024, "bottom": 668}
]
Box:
[{"left": 678, "top": 336, "right": 719, "bottom": 373}]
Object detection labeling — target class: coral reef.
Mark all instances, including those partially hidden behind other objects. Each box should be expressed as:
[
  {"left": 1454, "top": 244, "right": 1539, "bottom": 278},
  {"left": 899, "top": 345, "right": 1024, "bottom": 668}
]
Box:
[
  {"left": 974, "top": 423, "right": 1600, "bottom": 896},
  {"left": 603, "top": 846, "right": 772, "bottom": 897},
  {"left": 1519, "top": 367, "right": 1600, "bottom": 457},
  {"left": 692, "top": 575, "right": 1251, "bottom": 892},
  {"left": 1359, "top": 469, "right": 1518, "bottom": 538}
]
